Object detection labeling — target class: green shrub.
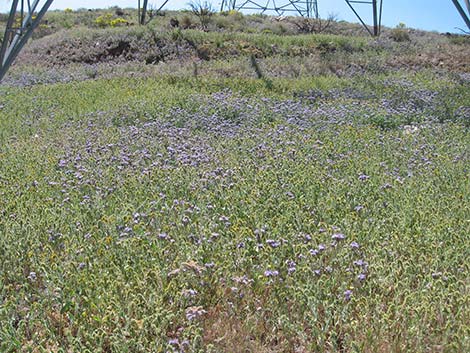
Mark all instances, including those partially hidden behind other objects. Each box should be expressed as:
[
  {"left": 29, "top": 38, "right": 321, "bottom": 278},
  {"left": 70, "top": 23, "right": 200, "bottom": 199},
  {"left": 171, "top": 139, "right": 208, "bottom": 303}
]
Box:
[
  {"left": 448, "top": 35, "right": 470, "bottom": 45},
  {"left": 95, "top": 13, "right": 128, "bottom": 28},
  {"left": 188, "top": 0, "right": 214, "bottom": 29},
  {"left": 390, "top": 23, "right": 410, "bottom": 42},
  {"left": 181, "top": 15, "right": 194, "bottom": 29},
  {"left": 227, "top": 10, "right": 244, "bottom": 20},
  {"left": 293, "top": 14, "right": 337, "bottom": 34},
  {"left": 369, "top": 114, "right": 403, "bottom": 130},
  {"left": 214, "top": 16, "right": 232, "bottom": 30}
]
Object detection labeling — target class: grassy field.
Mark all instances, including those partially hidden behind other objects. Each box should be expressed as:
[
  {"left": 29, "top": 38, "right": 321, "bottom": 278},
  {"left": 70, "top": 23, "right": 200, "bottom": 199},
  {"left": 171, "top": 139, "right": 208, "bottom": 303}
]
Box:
[{"left": 0, "top": 8, "right": 469, "bottom": 353}]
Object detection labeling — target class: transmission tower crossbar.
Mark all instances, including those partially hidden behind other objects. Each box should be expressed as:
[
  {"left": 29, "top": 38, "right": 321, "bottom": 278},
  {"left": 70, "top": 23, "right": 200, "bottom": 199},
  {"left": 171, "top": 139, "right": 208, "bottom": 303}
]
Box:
[
  {"left": 221, "top": 0, "right": 318, "bottom": 18},
  {"left": 0, "top": 0, "right": 54, "bottom": 81}
]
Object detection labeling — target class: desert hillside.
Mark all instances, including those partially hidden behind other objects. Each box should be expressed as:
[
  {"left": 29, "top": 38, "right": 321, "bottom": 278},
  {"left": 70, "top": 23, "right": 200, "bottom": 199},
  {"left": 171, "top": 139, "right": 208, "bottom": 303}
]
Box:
[{"left": 0, "top": 7, "right": 469, "bottom": 353}]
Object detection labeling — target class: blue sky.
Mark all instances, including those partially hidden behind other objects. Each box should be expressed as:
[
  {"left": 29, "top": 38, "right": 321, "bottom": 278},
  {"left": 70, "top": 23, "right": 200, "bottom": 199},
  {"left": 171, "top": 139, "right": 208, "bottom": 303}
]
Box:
[{"left": 1, "top": 0, "right": 469, "bottom": 33}]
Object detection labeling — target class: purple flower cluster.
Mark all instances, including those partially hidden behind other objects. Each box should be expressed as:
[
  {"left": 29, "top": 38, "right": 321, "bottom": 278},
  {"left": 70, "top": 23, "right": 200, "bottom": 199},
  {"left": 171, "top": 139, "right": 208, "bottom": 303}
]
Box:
[
  {"left": 264, "top": 269, "right": 279, "bottom": 277},
  {"left": 185, "top": 306, "right": 206, "bottom": 321},
  {"left": 266, "top": 239, "right": 281, "bottom": 248}
]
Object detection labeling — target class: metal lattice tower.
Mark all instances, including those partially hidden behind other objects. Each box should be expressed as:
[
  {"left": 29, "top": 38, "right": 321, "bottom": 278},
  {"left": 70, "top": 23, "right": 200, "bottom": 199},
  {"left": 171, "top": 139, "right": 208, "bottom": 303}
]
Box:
[
  {"left": 0, "top": 0, "right": 54, "bottom": 81},
  {"left": 345, "top": 0, "right": 383, "bottom": 36},
  {"left": 220, "top": 0, "right": 382, "bottom": 35},
  {"left": 220, "top": 0, "right": 319, "bottom": 18},
  {"left": 451, "top": 0, "right": 470, "bottom": 31},
  {"left": 138, "top": 0, "right": 149, "bottom": 24}
]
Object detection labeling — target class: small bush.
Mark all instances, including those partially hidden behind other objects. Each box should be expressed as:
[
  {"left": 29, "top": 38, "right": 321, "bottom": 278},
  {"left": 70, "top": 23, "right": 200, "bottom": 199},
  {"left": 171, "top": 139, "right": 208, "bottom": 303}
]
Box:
[
  {"left": 293, "top": 14, "right": 337, "bottom": 34},
  {"left": 196, "top": 43, "right": 213, "bottom": 60},
  {"left": 113, "top": 6, "right": 125, "bottom": 16},
  {"left": 448, "top": 35, "right": 470, "bottom": 45},
  {"left": 95, "top": 13, "right": 128, "bottom": 28},
  {"left": 391, "top": 23, "right": 410, "bottom": 42},
  {"left": 227, "top": 10, "right": 244, "bottom": 21},
  {"left": 370, "top": 114, "right": 403, "bottom": 130},
  {"left": 272, "top": 23, "right": 288, "bottom": 35},
  {"left": 188, "top": 0, "right": 214, "bottom": 29},
  {"left": 170, "top": 18, "right": 180, "bottom": 28},
  {"left": 214, "top": 16, "right": 232, "bottom": 30},
  {"left": 181, "top": 15, "right": 193, "bottom": 29}
]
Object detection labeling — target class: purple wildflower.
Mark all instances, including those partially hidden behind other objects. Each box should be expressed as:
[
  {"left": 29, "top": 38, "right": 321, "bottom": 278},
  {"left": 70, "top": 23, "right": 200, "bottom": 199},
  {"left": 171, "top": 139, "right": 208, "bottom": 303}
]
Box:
[
  {"left": 353, "top": 259, "right": 368, "bottom": 268},
  {"left": 158, "top": 233, "right": 168, "bottom": 240},
  {"left": 266, "top": 239, "right": 281, "bottom": 248},
  {"left": 182, "top": 289, "right": 198, "bottom": 298},
  {"left": 264, "top": 269, "right": 279, "bottom": 277},
  {"left": 350, "top": 241, "right": 360, "bottom": 249},
  {"left": 354, "top": 205, "right": 364, "bottom": 212},
  {"left": 185, "top": 306, "right": 206, "bottom": 321},
  {"left": 332, "top": 233, "right": 346, "bottom": 241},
  {"left": 168, "top": 338, "right": 179, "bottom": 346},
  {"left": 309, "top": 249, "right": 319, "bottom": 256},
  {"left": 219, "top": 215, "right": 230, "bottom": 225},
  {"left": 254, "top": 227, "right": 266, "bottom": 236},
  {"left": 344, "top": 289, "right": 353, "bottom": 301},
  {"left": 182, "top": 216, "right": 190, "bottom": 225},
  {"left": 233, "top": 275, "right": 252, "bottom": 284},
  {"left": 286, "top": 260, "right": 296, "bottom": 274}
]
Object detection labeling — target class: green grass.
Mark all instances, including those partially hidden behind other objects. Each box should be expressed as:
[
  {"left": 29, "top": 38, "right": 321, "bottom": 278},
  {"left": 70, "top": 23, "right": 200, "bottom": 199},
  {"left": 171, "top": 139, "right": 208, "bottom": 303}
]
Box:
[
  {"left": 1, "top": 72, "right": 469, "bottom": 352},
  {"left": 0, "top": 9, "right": 470, "bottom": 352}
]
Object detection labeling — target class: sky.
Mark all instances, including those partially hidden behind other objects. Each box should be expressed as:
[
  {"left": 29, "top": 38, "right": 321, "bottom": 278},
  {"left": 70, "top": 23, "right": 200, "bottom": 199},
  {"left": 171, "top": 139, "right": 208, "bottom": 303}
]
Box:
[{"left": 1, "top": 0, "right": 469, "bottom": 33}]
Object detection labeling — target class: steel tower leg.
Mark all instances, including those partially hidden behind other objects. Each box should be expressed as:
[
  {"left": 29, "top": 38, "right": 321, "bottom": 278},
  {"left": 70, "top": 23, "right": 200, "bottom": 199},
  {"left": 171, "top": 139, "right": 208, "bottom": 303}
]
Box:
[
  {"left": 139, "top": 0, "right": 170, "bottom": 25},
  {"left": 0, "top": 0, "right": 55, "bottom": 82},
  {"left": 344, "top": 0, "right": 383, "bottom": 36},
  {"left": 140, "top": 0, "right": 149, "bottom": 24},
  {"left": 221, "top": 0, "right": 237, "bottom": 12},
  {"left": 451, "top": 0, "right": 470, "bottom": 31}
]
